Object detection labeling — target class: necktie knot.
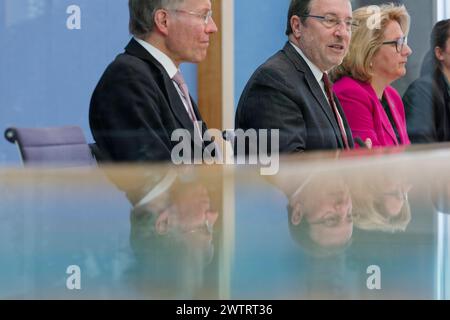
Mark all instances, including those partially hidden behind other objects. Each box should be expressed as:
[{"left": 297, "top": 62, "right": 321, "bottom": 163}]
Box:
[
  {"left": 322, "top": 73, "right": 333, "bottom": 94},
  {"left": 172, "top": 70, "right": 201, "bottom": 137},
  {"left": 172, "top": 71, "right": 186, "bottom": 87},
  {"left": 173, "top": 71, "right": 190, "bottom": 102}
]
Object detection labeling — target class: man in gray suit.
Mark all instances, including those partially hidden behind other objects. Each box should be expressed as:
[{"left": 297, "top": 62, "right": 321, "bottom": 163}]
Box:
[{"left": 235, "top": 0, "right": 355, "bottom": 153}]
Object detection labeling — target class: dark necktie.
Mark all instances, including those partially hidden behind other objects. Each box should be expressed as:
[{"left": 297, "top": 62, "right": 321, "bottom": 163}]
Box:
[{"left": 322, "top": 73, "right": 350, "bottom": 150}]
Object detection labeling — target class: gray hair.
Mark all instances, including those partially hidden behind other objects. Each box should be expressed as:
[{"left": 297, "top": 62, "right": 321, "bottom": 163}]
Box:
[{"left": 129, "top": 0, "right": 185, "bottom": 38}]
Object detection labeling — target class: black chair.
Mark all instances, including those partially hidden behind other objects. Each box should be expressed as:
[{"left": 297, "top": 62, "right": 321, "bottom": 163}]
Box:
[{"left": 4, "top": 126, "right": 96, "bottom": 167}]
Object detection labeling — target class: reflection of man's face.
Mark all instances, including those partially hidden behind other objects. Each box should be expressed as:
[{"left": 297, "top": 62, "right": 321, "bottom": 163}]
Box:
[
  {"left": 303, "top": 179, "right": 353, "bottom": 247},
  {"left": 171, "top": 184, "right": 219, "bottom": 251}
]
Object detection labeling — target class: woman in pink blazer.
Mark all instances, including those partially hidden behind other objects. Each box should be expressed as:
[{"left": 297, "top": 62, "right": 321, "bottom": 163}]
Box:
[{"left": 332, "top": 4, "right": 412, "bottom": 147}]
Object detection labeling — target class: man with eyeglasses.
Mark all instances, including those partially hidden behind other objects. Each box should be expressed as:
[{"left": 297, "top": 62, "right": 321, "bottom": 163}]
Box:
[
  {"left": 90, "top": 0, "right": 217, "bottom": 163},
  {"left": 129, "top": 172, "right": 219, "bottom": 298},
  {"left": 235, "top": 0, "right": 355, "bottom": 153},
  {"left": 276, "top": 171, "right": 354, "bottom": 256}
]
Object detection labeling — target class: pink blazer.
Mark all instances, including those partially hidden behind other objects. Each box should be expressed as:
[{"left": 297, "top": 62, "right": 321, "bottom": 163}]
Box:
[{"left": 333, "top": 76, "right": 410, "bottom": 148}]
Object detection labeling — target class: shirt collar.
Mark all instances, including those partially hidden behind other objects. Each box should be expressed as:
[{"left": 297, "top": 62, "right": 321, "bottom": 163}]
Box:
[
  {"left": 135, "top": 37, "right": 178, "bottom": 78},
  {"left": 289, "top": 42, "right": 326, "bottom": 84},
  {"left": 134, "top": 170, "right": 178, "bottom": 208}
]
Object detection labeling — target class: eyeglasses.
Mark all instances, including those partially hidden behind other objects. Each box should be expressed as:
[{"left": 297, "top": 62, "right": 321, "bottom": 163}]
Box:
[
  {"left": 301, "top": 14, "right": 358, "bottom": 30},
  {"left": 382, "top": 36, "right": 408, "bottom": 53},
  {"left": 170, "top": 9, "right": 213, "bottom": 25}
]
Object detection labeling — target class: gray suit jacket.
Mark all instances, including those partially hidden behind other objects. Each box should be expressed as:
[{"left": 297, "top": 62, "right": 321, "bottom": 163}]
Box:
[{"left": 235, "top": 42, "right": 354, "bottom": 153}]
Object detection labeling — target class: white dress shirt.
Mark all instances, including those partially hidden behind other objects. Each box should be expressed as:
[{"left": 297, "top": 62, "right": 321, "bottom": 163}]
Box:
[
  {"left": 290, "top": 42, "right": 328, "bottom": 99},
  {"left": 135, "top": 37, "right": 194, "bottom": 118}
]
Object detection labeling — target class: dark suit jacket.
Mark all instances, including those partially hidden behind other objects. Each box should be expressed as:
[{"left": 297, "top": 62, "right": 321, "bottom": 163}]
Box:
[
  {"left": 90, "top": 38, "right": 208, "bottom": 162},
  {"left": 235, "top": 42, "right": 354, "bottom": 153},
  {"left": 403, "top": 69, "right": 450, "bottom": 143}
]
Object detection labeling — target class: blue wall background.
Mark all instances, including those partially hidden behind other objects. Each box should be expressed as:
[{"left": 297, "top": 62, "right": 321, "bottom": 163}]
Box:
[
  {"left": 0, "top": 0, "right": 197, "bottom": 164},
  {"left": 234, "top": 0, "right": 290, "bottom": 108},
  {"left": 0, "top": 0, "right": 431, "bottom": 164},
  {"left": 233, "top": 0, "right": 434, "bottom": 106}
]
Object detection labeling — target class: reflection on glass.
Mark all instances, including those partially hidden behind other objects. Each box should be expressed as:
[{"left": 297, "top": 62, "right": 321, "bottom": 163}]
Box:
[
  {"left": 270, "top": 170, "right": 353, "bottom": 257},
  {"left": 1, "top": 144, "right": 449, "bottom": 299},
  {"left": 431, "top": 178, "right": 450, "bottom": 214},
  {"left": 120, "top": 169, "right": 220, "bottom": 299},
  {"left": 351, "top": 173, "right": 412, "bottom": 232}
]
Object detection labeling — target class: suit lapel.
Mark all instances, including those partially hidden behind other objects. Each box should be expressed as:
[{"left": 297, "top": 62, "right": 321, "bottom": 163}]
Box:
[
  {"left": 163, "top": 77, "right": 198, "bottom": 132},
  {"left": 379, "top": 92, "right": 399, "bottom": 144},
  {"left": 125, "top": 39, "right": 203, "bottom": 147},
  {"left": 335, "top": 98, "right": 354, "bottom": 148},
  {"left": 305, "top": 72, "right": 343, "bottom": 144},
  {"left": 283, "top": 43, "right": 344, "bottom": 148},
  {"left": 162, "top": 76, "right": 204, "bottom": 149}
]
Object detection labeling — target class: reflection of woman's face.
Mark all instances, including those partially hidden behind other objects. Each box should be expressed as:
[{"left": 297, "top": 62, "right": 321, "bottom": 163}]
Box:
[
  {"left": 304, "top": 179, "right": 353, "bottom": 247},
  {"left": 377, "top": 181, "right": 407, "bottom": 218}
]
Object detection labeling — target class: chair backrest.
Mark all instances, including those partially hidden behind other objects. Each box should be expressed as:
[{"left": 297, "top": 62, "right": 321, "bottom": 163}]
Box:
[{"left": 4, "top": 126, "right": 96, "bottom": 167}]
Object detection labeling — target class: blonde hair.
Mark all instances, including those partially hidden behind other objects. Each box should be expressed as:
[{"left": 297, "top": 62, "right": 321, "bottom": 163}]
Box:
[
  {"left": 350, "top": 174, "right": 411, "bottom": 233},
  {"left": 352, "top": 195, "right": 411, "bottom": 233},
  {"left": 332, "top": 3, "right": 410, "bottom": 82}
]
